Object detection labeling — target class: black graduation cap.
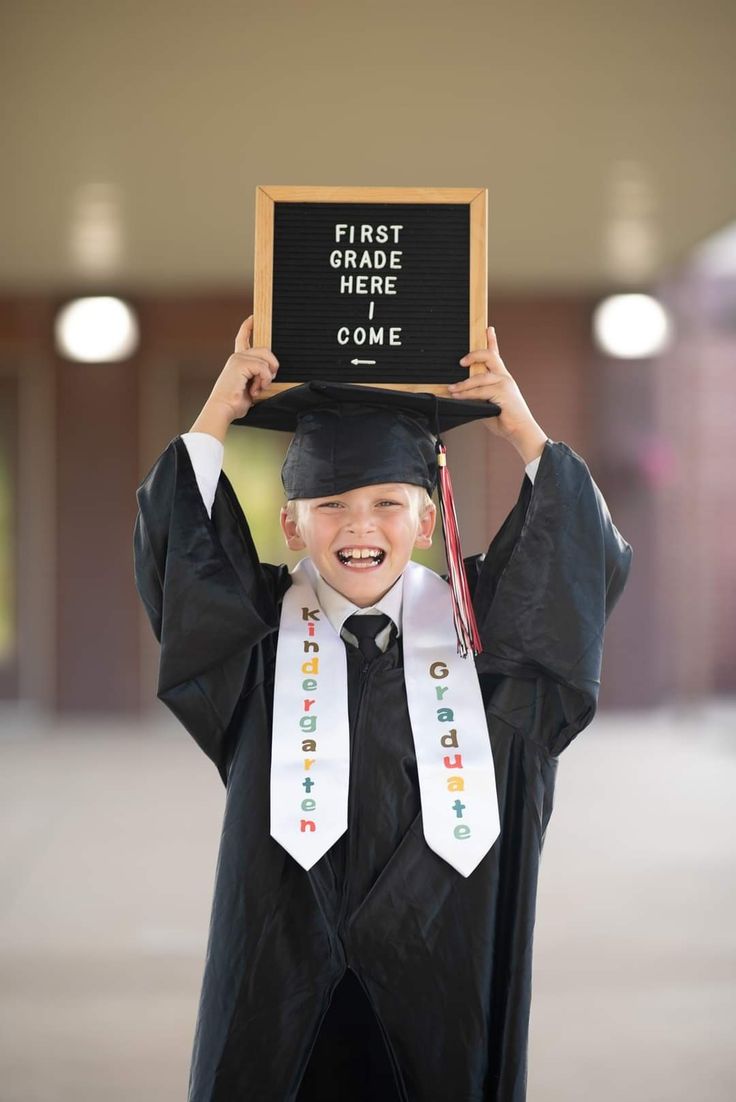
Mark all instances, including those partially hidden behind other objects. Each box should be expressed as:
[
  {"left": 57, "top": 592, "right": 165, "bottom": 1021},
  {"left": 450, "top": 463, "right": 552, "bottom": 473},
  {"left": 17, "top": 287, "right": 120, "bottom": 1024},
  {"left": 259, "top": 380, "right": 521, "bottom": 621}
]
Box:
[
  {"left": 234, "top": 381, "right": 502, "bottom": 656},
  {"left": 234, "top": 380, "right": 500, "bottom": 496}
]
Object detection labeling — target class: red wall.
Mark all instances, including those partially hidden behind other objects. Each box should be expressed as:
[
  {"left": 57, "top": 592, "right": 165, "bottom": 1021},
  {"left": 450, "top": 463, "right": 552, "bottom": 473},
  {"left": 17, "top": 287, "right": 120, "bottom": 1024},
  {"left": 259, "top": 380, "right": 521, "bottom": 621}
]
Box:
[{"left": 7, "top": 288, "right": 730, "bottom": 714}]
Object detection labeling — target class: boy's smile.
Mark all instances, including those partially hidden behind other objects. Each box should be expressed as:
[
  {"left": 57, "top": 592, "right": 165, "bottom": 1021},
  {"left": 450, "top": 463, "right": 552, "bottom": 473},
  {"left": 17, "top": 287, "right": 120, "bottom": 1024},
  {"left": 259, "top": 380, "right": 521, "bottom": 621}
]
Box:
[
  {"left": 280, "top": 482, "right": 436, "bottom": 606},
  {"left": 335, "top": 545, "right": 386, "bottom": 569}
]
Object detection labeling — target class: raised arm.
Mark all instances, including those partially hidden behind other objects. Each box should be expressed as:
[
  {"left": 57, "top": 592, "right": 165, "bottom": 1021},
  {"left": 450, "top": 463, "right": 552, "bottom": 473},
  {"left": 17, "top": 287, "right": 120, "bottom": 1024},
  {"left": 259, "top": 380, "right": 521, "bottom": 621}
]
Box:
[
  {"left": 189, "top": 314, "right": 279, "bottom": 441},
  {"left": 133, "top": 318, "right": 287, "bottom": 781},
  {"left": 452, "top": 326, "right": 633, "bottom": 755},
  {"left": 470, "top": 440, "right": 632, "bottom": 756}
]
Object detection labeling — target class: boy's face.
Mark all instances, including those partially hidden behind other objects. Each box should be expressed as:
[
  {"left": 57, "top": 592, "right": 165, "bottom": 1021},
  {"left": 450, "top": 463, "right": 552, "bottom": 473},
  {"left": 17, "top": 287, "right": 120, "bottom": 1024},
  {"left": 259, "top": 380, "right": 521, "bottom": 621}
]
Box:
[{"left": 280, "top": 482, "right": 436, "bottom": 606}]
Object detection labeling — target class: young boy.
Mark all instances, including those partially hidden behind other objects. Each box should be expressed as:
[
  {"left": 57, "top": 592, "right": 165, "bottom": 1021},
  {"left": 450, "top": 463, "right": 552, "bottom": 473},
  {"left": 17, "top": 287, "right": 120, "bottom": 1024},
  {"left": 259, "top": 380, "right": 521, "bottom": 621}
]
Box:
[{"left": 134, "top": 316, "right": 632, "bottom": 1102}]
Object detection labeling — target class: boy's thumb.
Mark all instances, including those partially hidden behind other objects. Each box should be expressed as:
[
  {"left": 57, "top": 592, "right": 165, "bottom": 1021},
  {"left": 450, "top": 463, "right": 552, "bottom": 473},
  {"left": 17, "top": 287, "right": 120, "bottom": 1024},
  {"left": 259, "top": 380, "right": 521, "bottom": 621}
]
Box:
[{"left": 235, "top": 316, "right": 253, "bottom": 352}]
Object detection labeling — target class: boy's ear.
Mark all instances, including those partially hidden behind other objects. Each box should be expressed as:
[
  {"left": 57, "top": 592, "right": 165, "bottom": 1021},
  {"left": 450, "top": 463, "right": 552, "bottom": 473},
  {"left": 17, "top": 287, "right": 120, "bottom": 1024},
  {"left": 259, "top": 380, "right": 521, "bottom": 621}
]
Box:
[
  {"left": 414, "top": 500, "right": 437, "bottom": 549},
  {"left": 280, "top": 507, "right": 306, "bottom": 550}
]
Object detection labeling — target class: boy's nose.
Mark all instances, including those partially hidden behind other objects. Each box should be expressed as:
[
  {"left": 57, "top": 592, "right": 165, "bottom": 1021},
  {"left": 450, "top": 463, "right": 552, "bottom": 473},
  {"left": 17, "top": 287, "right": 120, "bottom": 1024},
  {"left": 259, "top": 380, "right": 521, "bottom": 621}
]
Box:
[{"left": 345, "top": 510, "right": 376, "bottom": 532}]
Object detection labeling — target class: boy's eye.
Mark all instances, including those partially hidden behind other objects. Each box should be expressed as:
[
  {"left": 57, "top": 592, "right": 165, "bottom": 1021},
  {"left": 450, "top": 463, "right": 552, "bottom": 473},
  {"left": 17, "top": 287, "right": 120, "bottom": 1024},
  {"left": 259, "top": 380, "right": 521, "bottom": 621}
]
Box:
[{"left": 314, "top": 498, "right": 403, "bottom": 509}]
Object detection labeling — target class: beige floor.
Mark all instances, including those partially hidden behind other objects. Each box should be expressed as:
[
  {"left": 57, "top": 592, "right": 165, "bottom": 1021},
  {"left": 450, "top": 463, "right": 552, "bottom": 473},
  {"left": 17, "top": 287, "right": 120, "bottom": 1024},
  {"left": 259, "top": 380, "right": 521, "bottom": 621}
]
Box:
[{"left": 1, "top": 701, "right": 735, "bottom": 1102}]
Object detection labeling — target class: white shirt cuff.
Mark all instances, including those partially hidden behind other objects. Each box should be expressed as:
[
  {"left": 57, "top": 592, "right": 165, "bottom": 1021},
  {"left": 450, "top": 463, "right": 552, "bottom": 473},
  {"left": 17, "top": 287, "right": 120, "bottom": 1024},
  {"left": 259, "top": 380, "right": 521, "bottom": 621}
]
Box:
[
  {"left": 180, "top": 432, "right": 540, "bottom": 515},
  {"left": 180, "top": 432, "right": 224, "bottom": 518},
  {"left": 525, "top": 455, "right": 541, "bottom": 485}
]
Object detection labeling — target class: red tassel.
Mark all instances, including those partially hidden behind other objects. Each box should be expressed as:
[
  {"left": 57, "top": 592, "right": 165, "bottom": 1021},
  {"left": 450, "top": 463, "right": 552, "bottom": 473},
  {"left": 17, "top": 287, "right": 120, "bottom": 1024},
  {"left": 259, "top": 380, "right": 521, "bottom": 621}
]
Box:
[{"left": 436, "top": 442, "right": 483, "bottom": 658}]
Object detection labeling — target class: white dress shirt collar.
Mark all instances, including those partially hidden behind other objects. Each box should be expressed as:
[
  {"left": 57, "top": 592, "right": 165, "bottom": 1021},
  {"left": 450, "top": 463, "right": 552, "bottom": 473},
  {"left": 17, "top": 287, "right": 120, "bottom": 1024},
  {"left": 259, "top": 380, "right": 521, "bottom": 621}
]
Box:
[{"left": 314, "top": 570, "right": 403, "bottom": 652}]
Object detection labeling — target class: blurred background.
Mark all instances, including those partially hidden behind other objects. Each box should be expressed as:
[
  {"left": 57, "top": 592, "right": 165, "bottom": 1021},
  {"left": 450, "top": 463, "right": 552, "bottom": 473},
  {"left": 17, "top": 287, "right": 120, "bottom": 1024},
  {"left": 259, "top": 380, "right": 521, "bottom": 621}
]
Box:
[{"left": 1, "top": 2, "right": 734, "bottom": 1100}]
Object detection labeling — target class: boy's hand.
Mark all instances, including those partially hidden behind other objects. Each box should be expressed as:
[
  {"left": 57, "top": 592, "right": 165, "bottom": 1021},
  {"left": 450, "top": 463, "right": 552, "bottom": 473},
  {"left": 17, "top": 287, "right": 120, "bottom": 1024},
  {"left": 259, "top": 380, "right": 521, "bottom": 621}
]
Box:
[
  {"left": 189, "top": 316, "right": 279, "bottom": 441},
  {"left": 215, "top": 316, "right": 279, "bottom": 417},
  {"left": 448, "top": 326, "right": 548, "bottom": 464}
]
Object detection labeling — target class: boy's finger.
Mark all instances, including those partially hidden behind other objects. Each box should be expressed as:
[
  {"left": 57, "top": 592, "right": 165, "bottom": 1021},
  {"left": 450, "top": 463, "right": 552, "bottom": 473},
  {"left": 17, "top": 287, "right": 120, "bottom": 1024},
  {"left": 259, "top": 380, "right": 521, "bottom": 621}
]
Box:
[
  {"left": 232, "top": 351, "right": 271, "bottom": 374},
  {"left": 259, "top": 361, "right": 275, "bottom": 387},
  {"left": 449, "top": 370, "right": 506, "bottom": 387},
  {"left": 251, "top": 347, "right": 280, "bottom": 372},
  {"left": 448, "top": 372, "right": 504, "bottom": 392},
  {"left": 251, "top": 361, "right": 275, "bottom": 394},
  {"left": 459, "top": 349, "right": 503, "bottom": 368},
  {"left": 234, "top": 316, "right": 254, "bottom": 354},
  {"left": 233, "top": 349, "right": 279, "bottom": 374}
]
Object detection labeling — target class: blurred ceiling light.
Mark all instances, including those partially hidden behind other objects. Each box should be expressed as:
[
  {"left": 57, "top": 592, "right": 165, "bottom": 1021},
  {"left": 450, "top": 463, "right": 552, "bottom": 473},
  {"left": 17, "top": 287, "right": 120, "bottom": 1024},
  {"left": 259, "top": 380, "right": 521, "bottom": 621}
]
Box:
[
  {"left": 54, "top": 297, "right": 139, "bottom": 362},
  {"left": 592, "top": 293, "right": 672, "bottom": 359},
  {"left": 69, "top": 182, "right": 125, "bottom": 276},
  {"left": 602, "top": 160, "right": 660, "bottom": 283}
]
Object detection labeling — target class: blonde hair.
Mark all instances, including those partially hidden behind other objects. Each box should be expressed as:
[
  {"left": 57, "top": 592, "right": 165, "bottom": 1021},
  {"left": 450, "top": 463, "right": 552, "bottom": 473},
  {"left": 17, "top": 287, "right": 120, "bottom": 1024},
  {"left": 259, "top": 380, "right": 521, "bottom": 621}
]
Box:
[{"left": 285, "top": 485, "right": 434, "bottom": 526}]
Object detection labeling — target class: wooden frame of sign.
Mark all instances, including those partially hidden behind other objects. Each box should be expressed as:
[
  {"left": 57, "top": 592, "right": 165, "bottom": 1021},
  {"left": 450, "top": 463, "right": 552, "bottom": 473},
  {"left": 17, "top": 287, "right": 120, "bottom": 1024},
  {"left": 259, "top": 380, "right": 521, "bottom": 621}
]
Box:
[{"left": 252, "top": 185, "right": 488, "bottom": 399}]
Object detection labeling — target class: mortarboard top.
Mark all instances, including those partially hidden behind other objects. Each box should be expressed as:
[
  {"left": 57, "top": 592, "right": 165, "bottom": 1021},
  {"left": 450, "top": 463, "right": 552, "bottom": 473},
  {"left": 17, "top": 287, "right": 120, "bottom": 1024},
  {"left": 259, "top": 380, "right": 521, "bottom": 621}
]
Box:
[
  {"left": 234, "top": 381, "right": 501, "bottom": 657},
  {"left": 233, "top": 380, "right": 501, "bottom": 499},
  {"left": 233, "top": 380, "right": 500, "bottom": 434}
]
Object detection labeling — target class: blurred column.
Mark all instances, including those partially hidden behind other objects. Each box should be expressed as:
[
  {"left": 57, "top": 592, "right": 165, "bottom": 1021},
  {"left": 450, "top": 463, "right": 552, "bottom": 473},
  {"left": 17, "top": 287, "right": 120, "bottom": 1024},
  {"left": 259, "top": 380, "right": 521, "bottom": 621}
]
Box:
[
  {"left": 0, "top": 299, "right": 57, "bottom": 711},
  {"left": 54, "top": 333, "right": 140, "bottom": 712},
  {"left": 594, "top": 346, "right": 665, "bottom": 707},
  {"left": 655, "top": 265, "right": 736, "bottom": 700}
]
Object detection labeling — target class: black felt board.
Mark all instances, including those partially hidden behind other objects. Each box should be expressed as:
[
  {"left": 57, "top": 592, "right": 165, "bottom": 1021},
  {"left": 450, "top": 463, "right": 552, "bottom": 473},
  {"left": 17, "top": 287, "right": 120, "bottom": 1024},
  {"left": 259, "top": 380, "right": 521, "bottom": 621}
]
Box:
[{"left": 270, "top": 201, "right": 470, "bottom": 384}]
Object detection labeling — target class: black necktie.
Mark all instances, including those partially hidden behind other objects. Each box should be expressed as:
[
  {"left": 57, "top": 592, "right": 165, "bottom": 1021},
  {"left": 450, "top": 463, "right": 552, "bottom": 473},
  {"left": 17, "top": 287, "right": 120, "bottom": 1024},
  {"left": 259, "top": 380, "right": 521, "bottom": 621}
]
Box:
[{"left": 343, "top": 613, "right": 393, "bottom": 661}]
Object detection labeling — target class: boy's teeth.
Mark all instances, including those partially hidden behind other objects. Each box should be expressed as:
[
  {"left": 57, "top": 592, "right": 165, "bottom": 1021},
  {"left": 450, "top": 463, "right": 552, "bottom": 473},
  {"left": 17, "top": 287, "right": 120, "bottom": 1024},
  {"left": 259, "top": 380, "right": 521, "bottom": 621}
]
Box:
[{"left": 337, "top": 547, "right": 384, "bottom": 564}]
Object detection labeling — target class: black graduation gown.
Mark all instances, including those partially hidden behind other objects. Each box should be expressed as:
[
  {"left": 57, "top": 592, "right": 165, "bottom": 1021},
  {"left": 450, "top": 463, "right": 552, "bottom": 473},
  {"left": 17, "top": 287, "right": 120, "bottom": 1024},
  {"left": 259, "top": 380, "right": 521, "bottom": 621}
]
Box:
[{"left": 133, "top": 435, "right": 632, "bottom": 1102}]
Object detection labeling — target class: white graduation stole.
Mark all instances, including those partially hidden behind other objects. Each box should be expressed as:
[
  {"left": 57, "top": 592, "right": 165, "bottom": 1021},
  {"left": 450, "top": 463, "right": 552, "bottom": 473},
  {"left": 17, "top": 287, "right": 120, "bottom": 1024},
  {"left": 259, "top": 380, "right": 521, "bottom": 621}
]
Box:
[{"left": 270, "top": 557, "right": 500, "bottom": 878}]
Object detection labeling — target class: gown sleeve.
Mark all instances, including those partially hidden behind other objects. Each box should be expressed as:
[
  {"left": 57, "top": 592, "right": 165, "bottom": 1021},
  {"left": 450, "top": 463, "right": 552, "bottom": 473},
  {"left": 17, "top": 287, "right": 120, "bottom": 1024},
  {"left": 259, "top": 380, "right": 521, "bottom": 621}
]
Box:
[
  {"left": 470, "top": 439, "right": 633, "bottom": 757},
  {"left": 133, "top": 435, "right": 288, "bottom": 782}
]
